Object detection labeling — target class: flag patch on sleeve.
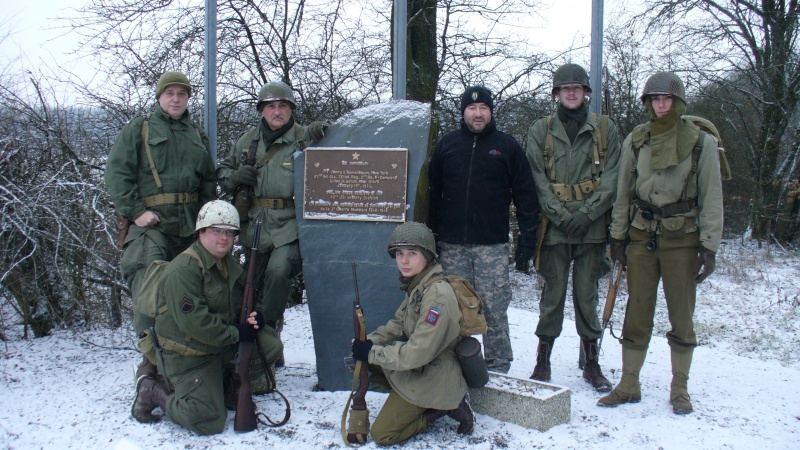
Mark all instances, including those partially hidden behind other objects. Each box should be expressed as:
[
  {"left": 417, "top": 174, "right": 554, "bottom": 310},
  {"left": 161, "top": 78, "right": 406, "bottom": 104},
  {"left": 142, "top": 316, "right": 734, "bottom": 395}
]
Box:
[{"left": 424, "top": 307, "right": 441, "bottom": 326}]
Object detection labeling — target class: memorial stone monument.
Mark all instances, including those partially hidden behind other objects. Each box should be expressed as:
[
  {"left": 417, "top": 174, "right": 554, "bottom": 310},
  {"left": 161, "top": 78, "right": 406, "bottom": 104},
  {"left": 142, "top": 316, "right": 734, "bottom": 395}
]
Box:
[{"left": 294, "top": 100, "right": 434, "bottom": 391}]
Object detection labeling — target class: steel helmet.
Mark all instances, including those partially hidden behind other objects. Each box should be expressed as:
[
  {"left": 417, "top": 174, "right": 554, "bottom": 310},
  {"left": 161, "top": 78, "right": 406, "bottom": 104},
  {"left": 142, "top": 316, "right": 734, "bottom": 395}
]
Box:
[
  {"left": 195, "top": 200, "right": 240, "bottom": 231},
  {"left": 386, "top": 222, "right": 437, "bottom": 259},
  {"left": 257, "top": 81, "right": 297, "bottom": 111},
  {"left": 640, "top": 71, "right": 685, "bottom": 103},
  {"left": 156, "top": 71, "right": 192, "bottom": 99},
  {"left": 552, "top": 63, "right": 591, "bottom": 95}
]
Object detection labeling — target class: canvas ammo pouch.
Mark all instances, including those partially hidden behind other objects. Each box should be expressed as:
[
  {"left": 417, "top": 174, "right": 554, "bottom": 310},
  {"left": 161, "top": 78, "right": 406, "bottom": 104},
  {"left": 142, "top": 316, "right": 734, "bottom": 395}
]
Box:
[
  {"left": 660, "top": 216, "right": 686, "bottom": 240},
  {"left": 455, "top": 336, "right": 489, "bottom": 388}
]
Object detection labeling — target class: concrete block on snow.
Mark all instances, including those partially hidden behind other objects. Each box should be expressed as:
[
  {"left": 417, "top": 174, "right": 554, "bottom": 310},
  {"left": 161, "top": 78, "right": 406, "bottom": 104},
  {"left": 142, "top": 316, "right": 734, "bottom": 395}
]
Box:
[{"left": 468, "top": 372, "right": 570, "bottom": 431}]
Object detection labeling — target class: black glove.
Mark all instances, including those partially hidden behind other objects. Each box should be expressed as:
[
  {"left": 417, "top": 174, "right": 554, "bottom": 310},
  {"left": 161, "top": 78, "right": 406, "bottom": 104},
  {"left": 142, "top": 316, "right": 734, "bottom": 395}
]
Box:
[
  {"left": 307, "top": 121, "right": 330, "bottom": 142},
  {"left": 610, "top": 238, "right": 627, "bottom": 267},
  {"left": 514, "top": 231, "right": 537, "bottom": 266},
  {"left": 351, "top": 339, "right": 373, "bottom": 363},
  {"left": 693, "top": 245, "right": 716, "bottom": 283},
  {"left": 252, "top": 310, "right": 265, "bottom": 330},
  {"left": 563, "top": 211, "right": 593, "bottom": 237},
  {"left": 235, "top": 322, "right": 257, "bottom": 343},
  {"left": 229, "top": 165, "right": 258, "bottom": 188}
]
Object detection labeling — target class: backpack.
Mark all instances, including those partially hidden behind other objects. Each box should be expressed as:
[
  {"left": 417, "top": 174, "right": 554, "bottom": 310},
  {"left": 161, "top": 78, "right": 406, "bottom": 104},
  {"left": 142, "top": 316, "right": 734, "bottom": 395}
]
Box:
[
  {"left": 134, "top": 248, "right": 204, "bottom": 319},
  {"left": 423, "top": 275, "right": 488, "bottom": 337},
  {"left": 631, "top": 115, "right": 732, "bottom": 182}
]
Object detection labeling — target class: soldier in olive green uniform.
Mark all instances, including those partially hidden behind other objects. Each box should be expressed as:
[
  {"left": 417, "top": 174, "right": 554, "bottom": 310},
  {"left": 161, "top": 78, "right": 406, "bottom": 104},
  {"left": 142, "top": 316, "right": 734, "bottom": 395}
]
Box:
[
  {"left": 105, "top": 72, "right": 216, "bottom": 380},
  {"left": 131, "top": 201, "right": 280, "bottom": 434},
  {"left": 217, "top": 82, "right": 325, "bottom": 358},
  {"left": 350, "top": 222, "right": 474, "bottom": 445},
  {"left": 524, "top": 64, "right": 621, "bottom": 392},
  {"left": 598, "top": 72, "right": 722, "bottom": 414}
]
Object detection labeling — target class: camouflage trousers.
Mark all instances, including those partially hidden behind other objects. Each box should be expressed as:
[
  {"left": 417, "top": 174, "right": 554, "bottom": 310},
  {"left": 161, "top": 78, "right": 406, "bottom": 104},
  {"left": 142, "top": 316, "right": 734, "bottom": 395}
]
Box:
[{"left": 439, "top": 242, "right": 512, "bottom": 373}]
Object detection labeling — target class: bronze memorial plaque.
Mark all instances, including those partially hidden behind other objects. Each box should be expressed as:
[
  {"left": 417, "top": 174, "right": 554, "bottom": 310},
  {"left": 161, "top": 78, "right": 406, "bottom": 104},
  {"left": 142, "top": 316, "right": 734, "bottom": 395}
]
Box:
[{"left": 303, "top": 147, "right": 408, "bottom": 222}]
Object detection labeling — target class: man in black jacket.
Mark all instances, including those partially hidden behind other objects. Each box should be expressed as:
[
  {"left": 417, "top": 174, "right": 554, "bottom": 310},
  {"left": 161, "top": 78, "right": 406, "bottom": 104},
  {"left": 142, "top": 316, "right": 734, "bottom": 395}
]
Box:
[{"left": 428, "top": 86, "right": 539, "bottom": 373}]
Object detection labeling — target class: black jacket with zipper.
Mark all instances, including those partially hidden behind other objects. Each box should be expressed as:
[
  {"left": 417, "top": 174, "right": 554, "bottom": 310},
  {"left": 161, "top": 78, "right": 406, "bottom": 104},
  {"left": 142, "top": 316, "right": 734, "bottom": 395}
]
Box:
[{"left": 428, "top": 119, "right": 539, "bottom": 245}]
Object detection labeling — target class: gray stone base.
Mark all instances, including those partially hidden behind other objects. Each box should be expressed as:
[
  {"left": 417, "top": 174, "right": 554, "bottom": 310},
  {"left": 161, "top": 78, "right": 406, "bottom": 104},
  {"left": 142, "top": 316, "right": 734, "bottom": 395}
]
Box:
[{"left": 468, "top": 372, "right": 570, "bottom": 431}]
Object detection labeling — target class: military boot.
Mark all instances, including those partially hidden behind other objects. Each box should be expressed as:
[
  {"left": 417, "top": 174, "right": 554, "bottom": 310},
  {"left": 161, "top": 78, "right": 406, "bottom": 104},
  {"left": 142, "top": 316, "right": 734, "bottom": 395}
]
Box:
[
  {"left": 134, "top": 355, "right": 157, "bottom": 383},
  {"left": 530, "top": 337, "right": 555, "bottom": 382},
  {"left": 597, "top": 347, "right": 646, "bottom": 407},
  {"left": 423, "top": 408, "right": 448, "bottom": 425},
  {"left": 131, "top": 376, "right": 168, "bottom": 423},
  {"left": 581, "top": 339, "right": 612, "bottom": 392},
  {"left": 447, "top": 395, "right": 475, "bottom": 435},
  {"left": 670, "top": 347, "right": 694, "bottom": 415}
]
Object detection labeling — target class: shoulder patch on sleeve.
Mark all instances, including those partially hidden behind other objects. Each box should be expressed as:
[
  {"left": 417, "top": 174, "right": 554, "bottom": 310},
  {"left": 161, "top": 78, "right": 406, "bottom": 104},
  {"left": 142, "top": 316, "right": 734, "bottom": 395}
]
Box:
[
  {"left": 180, "top": 294, "right": 195, "bottom": 313},
  {"left": 424, "top": 307, "right": 441, "bottom": 326}
]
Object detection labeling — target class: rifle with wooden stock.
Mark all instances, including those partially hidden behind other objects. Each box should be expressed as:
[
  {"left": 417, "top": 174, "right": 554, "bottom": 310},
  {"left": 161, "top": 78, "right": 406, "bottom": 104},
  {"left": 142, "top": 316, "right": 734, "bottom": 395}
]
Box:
[
  {"left": 234, "top": 218, "right": 262, "bottom": 432},
  {"left": 341, "top": 262, "right": 370, "bottom": 446},
  {"left": 598, "top": 260, "right": 623, "bottom": 355}
]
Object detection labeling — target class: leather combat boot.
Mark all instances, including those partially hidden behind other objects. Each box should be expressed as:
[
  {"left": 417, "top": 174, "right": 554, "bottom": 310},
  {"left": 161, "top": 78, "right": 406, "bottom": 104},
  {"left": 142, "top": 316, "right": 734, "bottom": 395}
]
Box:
[
  {"left": 132, "top": 376, "right": 168, "bottom": 423},
  {"left": 530, "top": 337, "right": 555, "bottom": 382},
  {"left": 423, "top": 408, "right": 448, "bottom": 425},
  {"left": 597, "top": 347, "right": 646, "bottom": 407},
  {"left": 447, "top": 395, "right": 475, "bottom": 435},
  {"left": 134, "top": 355, "right": 157, "bottom": 383},
  {"left": 581, "top": 339, "right": 612, "bottom": 392},
  {"left": 670, "top": 347, "right": 694, "bottom": 415}
]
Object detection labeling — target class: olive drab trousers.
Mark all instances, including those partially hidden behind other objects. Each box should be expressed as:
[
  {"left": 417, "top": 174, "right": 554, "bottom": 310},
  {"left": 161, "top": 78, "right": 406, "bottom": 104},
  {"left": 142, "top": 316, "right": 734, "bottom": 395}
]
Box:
[
  {"left": 620, "top": 227, "right": 699, "bottom": 352},
  {"left": 161, "top": 349, "right": 236, "bottom": 436},
  {"left": 370, "top": 391, "right": 429, "bottom": 446},
  {"left": 535, "top": 242, "right": 609, "bottom": 340},
  {"left": 120, "top": 225, "right": 194, "bottom": 336},
  {"left": 253, "top": 241, "right": 302, "bottom": 322}
]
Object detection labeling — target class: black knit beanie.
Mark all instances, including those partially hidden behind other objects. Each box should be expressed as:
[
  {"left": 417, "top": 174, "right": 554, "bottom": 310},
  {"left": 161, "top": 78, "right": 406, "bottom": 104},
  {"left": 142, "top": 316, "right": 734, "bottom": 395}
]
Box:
[{"left": 460, "top": 86, "right": 493, "bottom": 116}]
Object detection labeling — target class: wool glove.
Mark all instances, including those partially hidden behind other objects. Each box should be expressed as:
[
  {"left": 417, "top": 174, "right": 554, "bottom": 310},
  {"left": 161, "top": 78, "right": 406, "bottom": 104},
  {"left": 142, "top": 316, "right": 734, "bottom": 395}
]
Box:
[
  {"left": 229, "top": 165, "right": 258, "bottom": 188},
  {"left": 563, "top": 211, "right": 593, "bottom": 237},
  {"left": 693, "top": 245, "right": 716, "bottom": 283},
  {"left": 351, "top": 339, "right": 373, "bottom": 363},
  {"left": 610, "top": 238, "right": 627, "bottom": 267},
  {"left": 514, "top": 231, "right": 537, "bottom": 266},
  {"left": 306, "top": 121, "right": 330, "bottom": 142},
  {"left": 234, "top": 322, "right": 258, "bottom": 343},
  {"left": 252, "top": 310, "right": 265, "bottom": 330}
]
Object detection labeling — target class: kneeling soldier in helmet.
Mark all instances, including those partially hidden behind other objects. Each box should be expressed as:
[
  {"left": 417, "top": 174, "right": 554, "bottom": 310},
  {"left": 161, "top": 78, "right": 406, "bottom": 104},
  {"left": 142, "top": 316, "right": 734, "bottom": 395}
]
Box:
[
  {"left": 131, "top": 200, "right": 282, "bottom": 435},
  {"left": 350, "top": 222, "right": 474, "bottom": 445}
]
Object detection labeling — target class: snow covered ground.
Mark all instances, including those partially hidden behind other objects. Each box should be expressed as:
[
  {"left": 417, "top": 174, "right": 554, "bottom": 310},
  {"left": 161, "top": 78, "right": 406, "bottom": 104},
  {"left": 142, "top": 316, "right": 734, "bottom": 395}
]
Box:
[{"left": 0, "top": 239, "right": 798, "bottom": 449}]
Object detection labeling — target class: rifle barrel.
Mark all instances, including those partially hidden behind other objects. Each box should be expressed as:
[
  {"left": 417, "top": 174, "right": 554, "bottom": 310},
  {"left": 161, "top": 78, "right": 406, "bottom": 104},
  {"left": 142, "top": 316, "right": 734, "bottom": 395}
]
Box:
[{"left": 234, "top": 218, "right": 262, "bottom": 432}]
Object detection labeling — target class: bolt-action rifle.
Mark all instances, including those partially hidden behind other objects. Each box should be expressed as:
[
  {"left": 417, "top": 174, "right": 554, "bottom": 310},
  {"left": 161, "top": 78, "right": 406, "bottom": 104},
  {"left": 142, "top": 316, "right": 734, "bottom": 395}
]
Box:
[
  {"left": 341, "top": 262, "right": 370, "bottom": 446},
  {"left": 598, "top": 261, "right": 624, "bottom": 355},
  {"left": 234, "top": 218, "right": 262, "bottom": 432}
]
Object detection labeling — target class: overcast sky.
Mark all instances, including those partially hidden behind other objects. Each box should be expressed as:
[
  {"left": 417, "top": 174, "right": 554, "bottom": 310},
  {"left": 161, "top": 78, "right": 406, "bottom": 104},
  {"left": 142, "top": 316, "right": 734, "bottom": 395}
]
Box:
[{"left": 0, "top": 0, "right": 599, "bottom": 97}]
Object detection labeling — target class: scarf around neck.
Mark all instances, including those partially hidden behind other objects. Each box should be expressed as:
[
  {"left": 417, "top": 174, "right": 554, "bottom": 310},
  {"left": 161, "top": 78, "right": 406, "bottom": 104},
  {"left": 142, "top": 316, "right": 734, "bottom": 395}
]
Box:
[
  {"left": 557, "top": 102, "right": 588, "bottom": 144},
  {"left": 259, "top": 116, "right": 295, "bottom": 150},
  {"left": 632, "top": 98, "right": 698, "bottom": 170}
]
